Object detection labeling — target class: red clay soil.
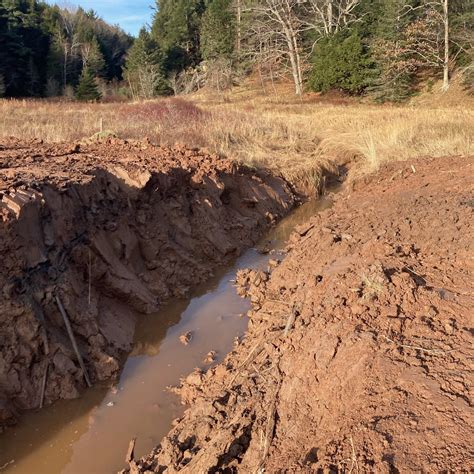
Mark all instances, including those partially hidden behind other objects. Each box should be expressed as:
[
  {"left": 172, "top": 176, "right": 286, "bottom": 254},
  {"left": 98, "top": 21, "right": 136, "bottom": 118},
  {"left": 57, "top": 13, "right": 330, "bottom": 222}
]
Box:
[
  {"left": 0, "top": 138, "right": 296, "bottom": 429},
  {"left": 133, "top": 156, "right": 473, "bottom": 473}
]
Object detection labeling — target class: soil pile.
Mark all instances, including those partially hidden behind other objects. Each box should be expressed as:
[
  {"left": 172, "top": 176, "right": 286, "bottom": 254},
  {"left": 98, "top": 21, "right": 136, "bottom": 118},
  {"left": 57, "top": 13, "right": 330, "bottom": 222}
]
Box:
[
  {"left": 0, "top": 138, "right": 296, "bottom": 429},
  {"left": 135, "top": 156, "right": 473, "bottom": 472}
]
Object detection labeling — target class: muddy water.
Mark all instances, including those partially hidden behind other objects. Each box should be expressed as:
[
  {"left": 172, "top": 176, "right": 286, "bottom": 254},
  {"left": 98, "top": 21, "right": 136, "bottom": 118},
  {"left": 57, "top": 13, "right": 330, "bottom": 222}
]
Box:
[{"left": 0, "top": 194, "right": 335, "bottom": 474}]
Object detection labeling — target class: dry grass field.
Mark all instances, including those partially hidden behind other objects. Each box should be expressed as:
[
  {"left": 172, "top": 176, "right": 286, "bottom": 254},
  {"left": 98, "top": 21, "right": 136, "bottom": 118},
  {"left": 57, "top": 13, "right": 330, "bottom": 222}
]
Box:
[{"left": 1, "top": 81, "right": 473, "bottom": 193}]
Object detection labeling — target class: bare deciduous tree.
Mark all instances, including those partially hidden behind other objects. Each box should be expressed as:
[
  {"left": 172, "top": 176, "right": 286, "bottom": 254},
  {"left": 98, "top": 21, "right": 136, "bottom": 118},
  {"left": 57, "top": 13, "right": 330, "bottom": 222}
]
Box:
[
  {"left": 242, "top": 0, "right": 363, "bottom": 95},
  {"left": 55, "top": 7, "right": 81, "bottom": 89},
  {"left": 304, "top": 0, "right": 361, "bottom": 37},
  {"left": 402, "top": 0, "right": 451, "bottom": 91},
  {"left": 249, "top": 0, "right": 305, "bottom": 95}
]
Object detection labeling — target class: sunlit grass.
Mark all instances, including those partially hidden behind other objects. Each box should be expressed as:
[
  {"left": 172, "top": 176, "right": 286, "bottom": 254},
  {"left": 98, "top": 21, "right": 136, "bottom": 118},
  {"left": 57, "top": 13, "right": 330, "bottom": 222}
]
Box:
[{"left": 1, "top": 92, "right": 472, "bottom": 194}]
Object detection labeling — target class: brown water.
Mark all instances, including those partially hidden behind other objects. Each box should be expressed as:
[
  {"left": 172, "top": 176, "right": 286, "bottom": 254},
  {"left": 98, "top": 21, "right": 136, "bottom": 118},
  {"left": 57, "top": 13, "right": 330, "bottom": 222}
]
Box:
[{"left": 0, "top": 195, "right": 335, "bottom": 474}]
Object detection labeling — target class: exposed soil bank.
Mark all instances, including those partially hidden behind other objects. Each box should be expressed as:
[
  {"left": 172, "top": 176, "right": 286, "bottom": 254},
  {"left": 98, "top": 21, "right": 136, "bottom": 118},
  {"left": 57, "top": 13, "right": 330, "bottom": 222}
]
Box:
[
  {"left": 134, "top": 156, "right": 473, "bottom": 472},
  {"left": 0, "top": 138, "right": 296, "bottom": 429}
]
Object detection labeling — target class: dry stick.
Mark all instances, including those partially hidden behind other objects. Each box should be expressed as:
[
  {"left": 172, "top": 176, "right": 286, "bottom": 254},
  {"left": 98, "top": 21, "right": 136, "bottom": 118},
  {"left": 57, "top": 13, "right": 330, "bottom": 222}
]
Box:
[
  {"left": 349, "top": 436, "right": 359, "bottom": 474},
  {"left": 227, "top": 339, "right": 265, "bottom": 388},
  {"left": 55, "top": 294, "right": 92, "bottom": 387},
  {"left": 283, "top": 297, "right": 305, "bottom": 337},
  {"left": 381, "top": 334, "right": 453, "bottom": 356},
  {"left": 39, "top": 360, "right": 49, "bottom": 409},
  {"left": 258, "top": 375, "right": 282, "bottom": 472},
  {"left": 283, "top": 304, "right": 297, "bottom": 337}
]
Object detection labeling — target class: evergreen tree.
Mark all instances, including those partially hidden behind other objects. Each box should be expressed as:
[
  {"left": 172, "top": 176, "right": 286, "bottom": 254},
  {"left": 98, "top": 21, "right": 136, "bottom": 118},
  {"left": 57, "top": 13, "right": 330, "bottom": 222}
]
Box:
[
  {"left": 0, "top": 0, "right": 132, "bottom": 98},
  {"left": 82, "top": 36, "right": 106, "bottom": 77},
  {"left": 309, "top": 30, "right": 373, "bottom": 94},
  {"left": 369, "top": 0, "right": 421, "bottom": 101},
  {"left": 75, "top": 67, "right": 101, "bottom": 101},
  {"left": 152, "top": 0, "right": 206, "bottom": 72},
  {"left": 1, "top": 0, "right": 472, "bottom": 100},
  {"left": 124, "top": 27, "right": 170, "bottom": 98},
  {"left": 0, "top": 0, "right": 47, "bottom": 96},
  {"left": 200, "top": 0, "right": 236, "bottom": 61}
]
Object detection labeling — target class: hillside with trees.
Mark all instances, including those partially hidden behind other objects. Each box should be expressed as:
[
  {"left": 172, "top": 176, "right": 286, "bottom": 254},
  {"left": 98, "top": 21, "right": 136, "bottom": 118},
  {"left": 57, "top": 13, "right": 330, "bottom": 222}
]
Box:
[
  {"left": 1, "top": 0, "right": 472, "bottom": 101},
  {"left": 0, "top": 0, "right": 132, "bottom": 98},
  {"left": 126, "top": 0, "right": 473, "bottom": 101}
]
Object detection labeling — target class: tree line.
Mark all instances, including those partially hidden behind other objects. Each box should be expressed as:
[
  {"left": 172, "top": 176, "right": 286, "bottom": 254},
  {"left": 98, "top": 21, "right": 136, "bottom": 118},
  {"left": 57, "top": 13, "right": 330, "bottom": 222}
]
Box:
[
  {"left": 0, "top": 0, "right": 132, "bottom": 99},
  {"left": 1, "top": 0, "right": 472, "bottom": 101},
  {"left": 125, "top": 0, "right": 472, "bottom": 101}
]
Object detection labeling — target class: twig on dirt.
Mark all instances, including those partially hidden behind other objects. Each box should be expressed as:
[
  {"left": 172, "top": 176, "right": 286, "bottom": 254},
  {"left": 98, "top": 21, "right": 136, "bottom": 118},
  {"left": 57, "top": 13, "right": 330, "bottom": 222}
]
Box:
[
  {"left": 257, "top": 372, "right": 282, "bottom": 472},
  {"left": 251, "top": 363, "right": 268, "bottom": 384},
  {"left": 381, "top": 334, "right": 453, "bottom": 356},
  {"left": 299, "top": 231, "right": 316, "bottom": 244},
  {"left": 227, "top": 339, "right": 265, "bottom": 388},
  {"left": 39, "top": 359, "right": 49, "bottom": 409},
  {"left": 403, "top": 266, "right": 427, "bottom": 284},
  {"left": 283, "top": 303, "right": 297, "bottom": 337},
  {"left": 283, "top": 297, "right": 305, "bottom": 337},
  {"left": 55, "top": 293, "right": 92, "bottom": 387},
  {"left": 389, "top": 170, "right": 403, "bottom": 181},
  {"left": 349, "top": 436, "right": 359, "bottom": 474}
]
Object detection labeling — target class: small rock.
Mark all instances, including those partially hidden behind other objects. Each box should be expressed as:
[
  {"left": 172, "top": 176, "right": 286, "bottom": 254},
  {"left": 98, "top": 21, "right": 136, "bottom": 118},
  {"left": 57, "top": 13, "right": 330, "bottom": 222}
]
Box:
[
  {"left": 106, "top": 401, "right": 115, "bottom": 407},
  {"left": 179, "top": 331, "right": 193, "bottom": 345},
  {"left": 203, "top": 351, "right": 217, "bottom": 364}
]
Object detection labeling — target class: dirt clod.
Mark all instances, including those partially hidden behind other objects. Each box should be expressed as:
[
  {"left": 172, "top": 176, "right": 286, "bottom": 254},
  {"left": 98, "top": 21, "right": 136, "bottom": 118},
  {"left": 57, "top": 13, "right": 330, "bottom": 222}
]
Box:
[{"left": 179, "top": 332, "right": 193, "bottom": 346}]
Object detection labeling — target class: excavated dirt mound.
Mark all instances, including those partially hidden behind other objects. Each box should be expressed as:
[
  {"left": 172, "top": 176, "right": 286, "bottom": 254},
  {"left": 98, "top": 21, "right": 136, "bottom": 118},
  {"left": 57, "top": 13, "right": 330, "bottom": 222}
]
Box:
[
  {"left": 0, "top": 138, "right": 296, "bottom": 429},
  {"left": 134, "top": 156, "right": 473, "bottom": 473}
]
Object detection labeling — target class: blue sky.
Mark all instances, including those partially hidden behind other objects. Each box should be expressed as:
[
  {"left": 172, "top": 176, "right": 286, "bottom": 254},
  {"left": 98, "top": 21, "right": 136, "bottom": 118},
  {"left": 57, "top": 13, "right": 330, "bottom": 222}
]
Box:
[{"left": 48, "top": 1, "right": 154, "bottom": 36}]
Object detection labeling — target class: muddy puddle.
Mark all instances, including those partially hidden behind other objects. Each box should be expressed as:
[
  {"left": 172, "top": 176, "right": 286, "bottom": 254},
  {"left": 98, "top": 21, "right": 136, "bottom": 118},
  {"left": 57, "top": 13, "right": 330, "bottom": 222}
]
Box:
[{"left": 0, "top": 194, "right": 336, "bottom": 474}]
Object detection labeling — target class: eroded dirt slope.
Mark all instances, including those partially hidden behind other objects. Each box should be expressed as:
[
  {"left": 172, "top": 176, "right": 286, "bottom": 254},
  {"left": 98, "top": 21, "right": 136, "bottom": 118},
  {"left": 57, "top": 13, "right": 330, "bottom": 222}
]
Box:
[
  {"left": 135, "top": 156, "right": 473, "bottom": 473},
  {"left": 0, "top": 138, "right": 295, "bottom": 429}
]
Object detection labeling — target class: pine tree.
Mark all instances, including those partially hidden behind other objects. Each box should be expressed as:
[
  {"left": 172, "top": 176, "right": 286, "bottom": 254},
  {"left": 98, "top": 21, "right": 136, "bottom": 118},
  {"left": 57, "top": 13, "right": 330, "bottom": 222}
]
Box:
[
  {"left": 152, "top": 0, "right": 206, "bottom": 72},
  {"left": 200, "top": 0, "right": 236, "bottom": 61},
  {"left": 124, "top": 27, "right": 170, "bottom": 98},
  {"left": 82, "top": 36, "right": 106, "bottom": 77},
  {"left": 75, "top": 67, "right": 101, "bottom": 101}
]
